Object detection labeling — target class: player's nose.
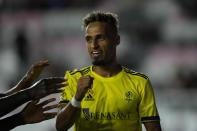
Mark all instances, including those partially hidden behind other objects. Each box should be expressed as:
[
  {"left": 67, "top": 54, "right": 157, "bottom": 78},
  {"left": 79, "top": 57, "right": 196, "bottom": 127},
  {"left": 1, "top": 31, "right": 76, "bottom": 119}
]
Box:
[{"left": 91, "top": 40, "right": 99, "bottom": 49}]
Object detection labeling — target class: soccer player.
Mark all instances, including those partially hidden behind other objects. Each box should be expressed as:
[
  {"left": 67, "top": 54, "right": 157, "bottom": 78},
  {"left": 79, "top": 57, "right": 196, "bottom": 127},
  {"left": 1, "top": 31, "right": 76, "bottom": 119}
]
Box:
[{"left": 56, "top": 11, "right": 162, "bottom": 131}]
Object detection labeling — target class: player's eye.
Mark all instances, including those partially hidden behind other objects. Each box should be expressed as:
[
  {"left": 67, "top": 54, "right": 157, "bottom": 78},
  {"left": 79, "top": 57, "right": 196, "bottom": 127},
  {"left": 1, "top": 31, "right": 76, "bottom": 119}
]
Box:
[
  {"left": 85, "top": 36, "right": 92, "bottom": 43},
  {"left": 97, "top": 35, "right": 105, "bottom": 41}
]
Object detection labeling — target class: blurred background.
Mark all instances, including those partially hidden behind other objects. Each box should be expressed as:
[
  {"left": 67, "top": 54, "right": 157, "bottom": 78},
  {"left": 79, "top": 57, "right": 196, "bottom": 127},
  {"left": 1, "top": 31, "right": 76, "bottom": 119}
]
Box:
[{"left": 0, "top": 0, "right": 197, "bottom": 130}]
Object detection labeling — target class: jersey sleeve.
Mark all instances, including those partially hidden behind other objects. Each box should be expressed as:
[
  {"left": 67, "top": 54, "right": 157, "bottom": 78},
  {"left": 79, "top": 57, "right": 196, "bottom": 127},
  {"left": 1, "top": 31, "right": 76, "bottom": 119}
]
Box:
[
  {"left": 138, "top": 78, "right": 160, "bottom": 122},
  {"left": 59, "top": 71, "right": 77, "bottom": 104}
]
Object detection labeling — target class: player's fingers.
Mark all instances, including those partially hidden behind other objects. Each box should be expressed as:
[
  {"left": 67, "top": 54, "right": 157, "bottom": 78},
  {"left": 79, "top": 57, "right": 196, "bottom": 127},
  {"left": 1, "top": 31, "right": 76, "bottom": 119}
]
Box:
[
  {"left": 32, "top": 60, "right": 48, "bottom": 68},
  {"left": 36, "top": 60, "right": 49, "bottom": 65},
  {"left": 84, "top": 75, "right": 94, "bottom": 82},
  {"left": 24, "top": 101, "right": 34, "bottom": 108},
  {"left": 54, "top": 88, "right": 64, "bottom": 93},
  {"left": 90, "top": 84, "right": 93, "bottom": 89},
  {"left": 82, "top": 75, "right": 92, "bottom": 79},
  {"left": 85, "top": 75, "right": 93, "bottom": 79},
  {"left": 43, "top": 104, "right": 58, "bottom": 111},
  {"left": 37, "top": 60, "right": 50, "bottom": 67},
  {"left": 33, "top": 99, "right": 40, "bottom": 104},
  {"left": 43, "top": 112, "right": 57, "bottom": 120},
  {"left": 52, "top": 83, "right": 68, "bottom": 89},
  {"left": 46, "top": 88, "right": 64, "bottom": 95},
  {"left": 90, "top": 77, "right": 94, "bottom": 83},
  {"left": 40, "top": 60, "right": 49, "bottom": 65},
  {"left": 23, "top": 99, "right": 39, "bottom": 109},
  {"left": 50, "top": 89, "right": 64, "bottom": 94},
  {"left": 44, "top": 77, "right": 67, "bottom": 85},
  {"left": 89, "top": 75, "right": 94, "bottom": 79},
  {"left": 46, "top": 83, "right": 68, "bottom": 93},
  {"left": 39, "top": 98, "right": 56, "bottom": 106},
  {"left": 46, "top": 84, "right": 67, "bottom": 94},
  {"left": 87, "top": 76, "right": 94, "bottom": 88}
]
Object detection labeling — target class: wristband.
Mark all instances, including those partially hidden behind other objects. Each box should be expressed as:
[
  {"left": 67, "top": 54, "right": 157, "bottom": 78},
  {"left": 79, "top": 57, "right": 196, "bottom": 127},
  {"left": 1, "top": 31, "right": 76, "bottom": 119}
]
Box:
[{"left": 71, "top": 95, "right": 81, "bottom": 108}]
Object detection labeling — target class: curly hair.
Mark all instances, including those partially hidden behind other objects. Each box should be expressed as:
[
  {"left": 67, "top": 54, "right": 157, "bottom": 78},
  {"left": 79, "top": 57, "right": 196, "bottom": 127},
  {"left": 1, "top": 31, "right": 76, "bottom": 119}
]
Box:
[{"left": 82, "top": 11, "right": 119, "bottom": 35}]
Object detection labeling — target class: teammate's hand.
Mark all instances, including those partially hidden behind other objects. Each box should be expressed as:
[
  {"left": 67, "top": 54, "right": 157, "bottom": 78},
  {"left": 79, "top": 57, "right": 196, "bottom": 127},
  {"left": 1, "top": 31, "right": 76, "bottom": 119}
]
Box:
[
  {"left": 25, "top": 60, "right": 50, "bottom": 83},
  {"left": 21, "top": 98, "right": 58, "bottom": 124},
  {"left": 7, "top": 60, "right": 50, "bottom": 96},
  {"left": 28, "top": 77, "right": 67, "bottom": 99},
  {"left": 75, "top": 75, "right": 93, "bottom": 101}
]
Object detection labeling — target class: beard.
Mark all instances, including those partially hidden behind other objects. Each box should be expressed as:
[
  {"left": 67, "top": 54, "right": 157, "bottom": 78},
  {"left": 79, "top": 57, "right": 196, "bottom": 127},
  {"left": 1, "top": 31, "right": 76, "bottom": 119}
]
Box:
[
  {"left": 92, "top": 59, "right": 113, "bottom": 66},
  {"left": 92, "top": 60, "right": 106, "bottom": 66}
]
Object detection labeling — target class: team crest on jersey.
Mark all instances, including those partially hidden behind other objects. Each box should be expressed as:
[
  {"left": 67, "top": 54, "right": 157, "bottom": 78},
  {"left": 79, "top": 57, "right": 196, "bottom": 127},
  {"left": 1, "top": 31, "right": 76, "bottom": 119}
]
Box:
[
  {"left": 124, "top": 91, "right": 136, "bottom": 102},
  {"left": 84, "top": 89, "right": 95, "bottom": 101}
]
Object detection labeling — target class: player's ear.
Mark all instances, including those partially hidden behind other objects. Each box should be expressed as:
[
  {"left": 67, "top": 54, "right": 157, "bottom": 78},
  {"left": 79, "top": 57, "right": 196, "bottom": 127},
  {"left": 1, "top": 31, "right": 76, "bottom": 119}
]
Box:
[{"left": 115, "top": 35, "right": 120, "bottom": 46}]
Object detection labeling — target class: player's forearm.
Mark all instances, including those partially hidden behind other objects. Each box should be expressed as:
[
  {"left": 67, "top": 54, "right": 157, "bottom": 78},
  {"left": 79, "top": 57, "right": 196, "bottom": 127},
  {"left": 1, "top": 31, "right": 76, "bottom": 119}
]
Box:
[
  {"left": 56, "top": 103, "right": 80, "bottom": 131},
  {"left": 5, "top": 75, "right": 32, "bottom": 96},
  {"left": 0, "top": 89, "right": 32, "bottom": 117},
  {"left": 0, "top": 93, "right": 6, "bottom": 98},
  {"left": 0, "top": 112, "right": 25, "bottom": 130}
]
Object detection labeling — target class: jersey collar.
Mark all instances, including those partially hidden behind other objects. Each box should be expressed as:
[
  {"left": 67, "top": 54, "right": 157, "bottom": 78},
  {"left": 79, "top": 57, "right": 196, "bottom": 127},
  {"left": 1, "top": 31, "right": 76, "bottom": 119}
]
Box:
[{"left": 90, "top": 65, "right": 124, "bottom": 81}]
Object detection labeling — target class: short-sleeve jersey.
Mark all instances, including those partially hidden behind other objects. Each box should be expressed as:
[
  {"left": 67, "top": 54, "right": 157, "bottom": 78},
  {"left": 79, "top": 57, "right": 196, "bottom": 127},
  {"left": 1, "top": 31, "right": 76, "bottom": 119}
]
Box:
[{"left": 60, "top": 66, "right": 160, "bottom": 131}]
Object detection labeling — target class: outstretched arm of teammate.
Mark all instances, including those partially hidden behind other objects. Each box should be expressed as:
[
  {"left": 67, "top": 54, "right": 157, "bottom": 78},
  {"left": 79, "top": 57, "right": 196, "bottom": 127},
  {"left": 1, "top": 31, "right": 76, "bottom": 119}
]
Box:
[
  {"left": 1, "top": 60, "right": 49, "bottom": 97},
  {"left": 56, "top": 75, "right": 93, "bottom": 131},
  {"left": 0, "top": 98, "right": 58, "bottom": 130},
  {"left": 144, "top": 121, "right": 162, "bottom": 131},
  {"left": 0, "top": 77, "right": 67, "bottom": 117}
]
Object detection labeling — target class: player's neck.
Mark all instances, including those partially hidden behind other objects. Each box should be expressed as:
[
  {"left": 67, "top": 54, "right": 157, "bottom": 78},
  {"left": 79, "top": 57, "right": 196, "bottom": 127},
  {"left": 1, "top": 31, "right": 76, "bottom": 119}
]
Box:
[{"left": 92, "top": 62, "right": 121, "bottom": 77}]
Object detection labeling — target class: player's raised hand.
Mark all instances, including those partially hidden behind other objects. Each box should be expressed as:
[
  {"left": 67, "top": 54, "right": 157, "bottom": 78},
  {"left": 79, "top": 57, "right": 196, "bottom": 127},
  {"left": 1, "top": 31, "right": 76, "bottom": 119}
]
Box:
[
  {"left": 75, "top": 75, "right": 93, "bottom": 101},
  {"left": 28, "top": 77, "right": 67, "bottom": 99},
  {"left": 25, "top": 60, "right": 50, "bottom": 82},
  {"left": 6, "top": 60, "right": 50, "bottom": 96},
  {"left": 21, "top": 98, "right": 58, "bottom": 124}
]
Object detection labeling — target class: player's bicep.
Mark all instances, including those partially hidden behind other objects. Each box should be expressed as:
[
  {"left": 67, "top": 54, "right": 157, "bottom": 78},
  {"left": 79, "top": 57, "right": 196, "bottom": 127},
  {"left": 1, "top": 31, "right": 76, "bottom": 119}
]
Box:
[{"left": 139, "top": 79, "right": 159, "bottom": 122}]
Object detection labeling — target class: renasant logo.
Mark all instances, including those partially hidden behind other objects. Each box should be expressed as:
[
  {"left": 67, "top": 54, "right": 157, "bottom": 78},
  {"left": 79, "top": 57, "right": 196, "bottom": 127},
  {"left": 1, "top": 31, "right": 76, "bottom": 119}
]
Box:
[{"left": 82, "top": 108, "right": 131, "bottom": 120}]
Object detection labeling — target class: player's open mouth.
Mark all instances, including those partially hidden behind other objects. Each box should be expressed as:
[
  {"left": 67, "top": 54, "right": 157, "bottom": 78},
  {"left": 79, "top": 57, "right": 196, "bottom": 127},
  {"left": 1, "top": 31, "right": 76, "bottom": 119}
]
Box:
[{"left": 91, "top": 51, "right": 102, "bottom": 57}]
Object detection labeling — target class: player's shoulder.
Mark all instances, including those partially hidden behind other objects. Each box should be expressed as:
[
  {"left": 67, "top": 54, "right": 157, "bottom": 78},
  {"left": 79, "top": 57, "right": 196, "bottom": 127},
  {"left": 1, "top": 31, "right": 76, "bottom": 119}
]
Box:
[
  {"left": 122, "top": 66, "right": 149, "bottom": 80},
  {"left": 68, "top": 66, "right": 91, "bottom": 76}
]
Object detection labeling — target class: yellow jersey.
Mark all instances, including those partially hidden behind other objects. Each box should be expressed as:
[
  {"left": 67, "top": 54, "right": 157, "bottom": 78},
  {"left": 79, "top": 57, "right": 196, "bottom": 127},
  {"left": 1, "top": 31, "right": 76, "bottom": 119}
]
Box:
[{"left": 60, "top": 66, "right": 160, "bottom": 131}]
